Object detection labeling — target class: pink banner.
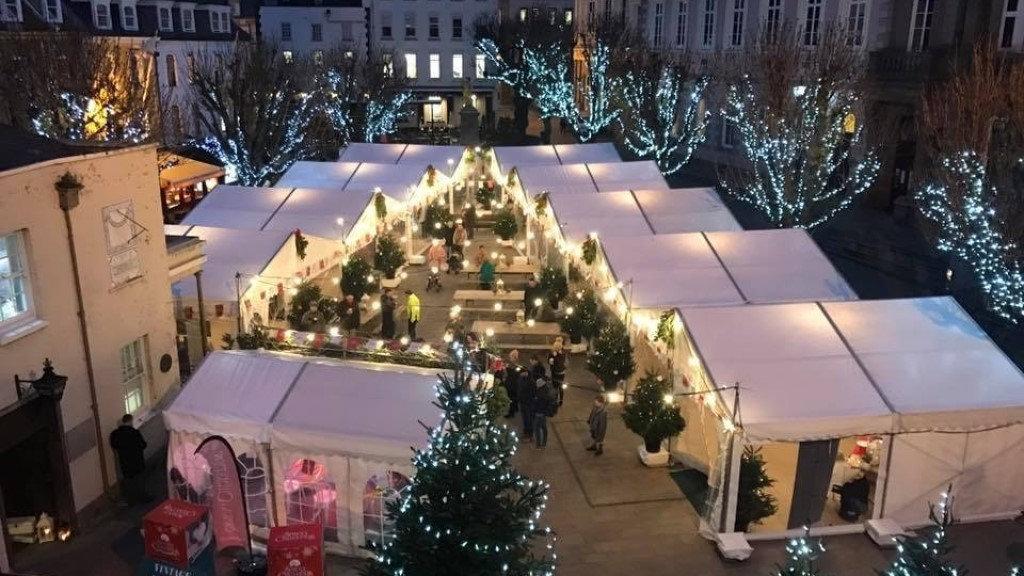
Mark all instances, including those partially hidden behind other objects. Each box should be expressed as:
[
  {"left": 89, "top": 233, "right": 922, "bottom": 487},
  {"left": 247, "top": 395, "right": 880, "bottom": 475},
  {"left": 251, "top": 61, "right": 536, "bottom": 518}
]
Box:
[{"left": 195, "top": 436, "right": 250, "bottom": 552}]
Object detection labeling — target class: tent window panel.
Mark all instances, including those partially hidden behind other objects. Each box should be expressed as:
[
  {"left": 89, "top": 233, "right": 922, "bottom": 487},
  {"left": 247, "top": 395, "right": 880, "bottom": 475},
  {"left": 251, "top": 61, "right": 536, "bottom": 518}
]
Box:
[
  {"left": 284, "top": 458, "right": 339, "bottom": 542},
  {"left": 363, "top": 470, "right": 411, "bottom": 549},
  {"left": 238, "top": 453, "right": 270, "bottom": 528}
]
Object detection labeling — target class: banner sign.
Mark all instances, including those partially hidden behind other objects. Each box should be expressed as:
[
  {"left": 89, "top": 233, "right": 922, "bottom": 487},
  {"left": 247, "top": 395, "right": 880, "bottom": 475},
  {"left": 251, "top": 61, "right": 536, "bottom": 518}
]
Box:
[
  {"left": 195, "top": 436, "right": 251, "bottom": 552},
  {"left": 137, "top": 542, "right": 215, "bottom": 576},
  {"left": 268, "top": 523, "right": 324, "bottom": 576}
]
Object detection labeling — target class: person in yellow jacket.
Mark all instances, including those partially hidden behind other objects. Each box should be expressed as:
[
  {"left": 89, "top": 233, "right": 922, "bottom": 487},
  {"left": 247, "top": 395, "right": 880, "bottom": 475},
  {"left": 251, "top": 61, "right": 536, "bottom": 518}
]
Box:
[{"left": 405, "top": 289, "right": 421, "bottom": 340}]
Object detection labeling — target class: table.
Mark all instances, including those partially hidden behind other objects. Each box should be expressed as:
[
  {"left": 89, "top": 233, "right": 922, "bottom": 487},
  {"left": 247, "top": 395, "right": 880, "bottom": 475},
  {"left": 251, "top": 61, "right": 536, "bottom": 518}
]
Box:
[
  {"left": 464, "top": 262, "right": 539, "bottom": 276},
  {"left": 454, "top": 290, "right": 525, "bottom": 304},
  {"left": 471, "top": 321, "right": 563, "bottom": 349}
]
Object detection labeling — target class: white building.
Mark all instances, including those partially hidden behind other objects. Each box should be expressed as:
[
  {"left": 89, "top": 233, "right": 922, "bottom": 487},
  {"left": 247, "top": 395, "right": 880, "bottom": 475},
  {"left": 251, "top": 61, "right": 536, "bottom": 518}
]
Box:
[{"left": 259, "top": 0, "right": 368, "bottom": 62}]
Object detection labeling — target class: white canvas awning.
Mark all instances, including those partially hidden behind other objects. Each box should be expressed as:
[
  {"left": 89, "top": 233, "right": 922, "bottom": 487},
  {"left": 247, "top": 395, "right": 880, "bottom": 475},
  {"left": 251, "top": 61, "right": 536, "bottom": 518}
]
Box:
[
  {"left": 586, "top": 161, "right": 668, "bottom": 192},
  {"left": 398, "top": 144, "right": 465, "bottom": 172},
  {"left": 181, "top": 186, "right": 293, "bottom": 230},
  {"left": 339, "top": 143, "right": 408, "bottom": 164},
  {"left": 517, "top": 164, "right": 598, "bottom": 196},
  {"left": 262, "top": 187, "right": 376, "bottom": 240},
  {"left": 548, "top": 191, "right": 652, "bottom": 244},
  {"left": 344, "top": 162, "right": 425, "bottom": 196},
  {"left": 553, "top": 143, "right": 620, "bottom": 164},
  {"left": 275, "top": 161, "right": 360, "bottom": 190},
  {"left": 170, "top": 226, "right": 290, "bottom": 301},
  {"left": 631, "top": 188, "right": 742, "bottom": 233},
  {"left": 493, "top": 145, "right": 560, "bottom": 172}
]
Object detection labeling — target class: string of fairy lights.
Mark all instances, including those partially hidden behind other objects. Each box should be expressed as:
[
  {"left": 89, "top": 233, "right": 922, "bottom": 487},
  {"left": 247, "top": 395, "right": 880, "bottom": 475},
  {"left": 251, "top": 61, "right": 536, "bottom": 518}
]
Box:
[
  {"left": 618, "top": 71, "right": 710, "bottom": 176},
  {"left": 568, "top": 43, "right": 619, "bottom": 143}
]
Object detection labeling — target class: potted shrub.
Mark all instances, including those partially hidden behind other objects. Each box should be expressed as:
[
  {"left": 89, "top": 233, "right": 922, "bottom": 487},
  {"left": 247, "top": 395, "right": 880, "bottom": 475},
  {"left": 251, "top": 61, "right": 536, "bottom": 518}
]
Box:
[
  {"left": 341, "top": 256, "right": 375, "bottom": 301},
  {"left": 539, "top": 265, "right": 568, "bottom": 308},
  {"left": 559, "top": 289, "right": 603, "bottom": 352},
  {"left": 621, "top": 373, "right": 685, "bottom": 466},
  {"left": 493, "top": 208, "right": 518, "bottom": 246},
  {"left": 587, "top": 319, "right": 635, "bottom": 391},
  {"left": 374, "top": 234, "right": 407, "bottom": 288},
  {"left": 734, "top": 446, "right": 778, "bottom": 532}
]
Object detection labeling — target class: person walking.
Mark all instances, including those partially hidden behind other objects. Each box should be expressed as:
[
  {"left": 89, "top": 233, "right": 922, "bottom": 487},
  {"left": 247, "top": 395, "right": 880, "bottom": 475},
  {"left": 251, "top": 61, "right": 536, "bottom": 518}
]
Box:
[
  {"left": 479, "top": 256, "right": 496, "bottom": 290},
  {"left": 532, "top": 377, "right": 555, "bottom": 448},
  {"left": 549, "top": 336, "right": 567, "bottom": 406},
  {"left": 405, "top": 289, "right": 421, "bottom": 340},
  {"left": 504, "top": 349, "right": 522, "bottom": 418},
  {"left": 380, "top": 289, "right": 396, "bottom": 339},
  {"left": 517, "top": 365, "right": 536, "bottom": 441},
  {"left": 109, "top": 414, "right": 150, "bottom": 504},
  {"left": 587, "top": 395, "right": 608, "bottom": 456}
]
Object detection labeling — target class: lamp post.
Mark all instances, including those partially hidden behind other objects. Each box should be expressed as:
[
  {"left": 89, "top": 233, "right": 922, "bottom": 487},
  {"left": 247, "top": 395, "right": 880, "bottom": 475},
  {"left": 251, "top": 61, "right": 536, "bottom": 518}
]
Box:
[{"left": 14, "top": 358, "right": 68, "bottom": 402}]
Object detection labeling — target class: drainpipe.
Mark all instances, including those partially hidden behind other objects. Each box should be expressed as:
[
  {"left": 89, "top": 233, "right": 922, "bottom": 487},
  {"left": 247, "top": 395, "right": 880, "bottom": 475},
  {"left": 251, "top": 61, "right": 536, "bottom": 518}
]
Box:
[{"left": 55, "top": 173, "right": 112, "bottom": 495}]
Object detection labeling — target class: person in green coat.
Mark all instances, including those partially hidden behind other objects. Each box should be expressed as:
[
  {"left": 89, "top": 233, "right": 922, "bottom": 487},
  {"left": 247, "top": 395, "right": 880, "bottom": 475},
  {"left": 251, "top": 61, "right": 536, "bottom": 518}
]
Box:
[{"left": 479, "top": 256, "right": 496, "bottom": 290}]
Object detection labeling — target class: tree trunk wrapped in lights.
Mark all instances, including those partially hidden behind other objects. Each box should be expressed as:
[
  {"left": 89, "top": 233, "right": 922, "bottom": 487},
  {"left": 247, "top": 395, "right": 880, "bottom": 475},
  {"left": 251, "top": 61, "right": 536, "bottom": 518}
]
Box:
[
  {"left": 567, "top": 42, "right": 620, "bottom": 142},
  {"left": 361, "top": 366, "right": 556, "bottom": 576},
  {"left": 618, "top": 67, "right": 709, "bottom": 176},
  {"left": 363, "top": 91, "right": 413, "bottom": 143}
]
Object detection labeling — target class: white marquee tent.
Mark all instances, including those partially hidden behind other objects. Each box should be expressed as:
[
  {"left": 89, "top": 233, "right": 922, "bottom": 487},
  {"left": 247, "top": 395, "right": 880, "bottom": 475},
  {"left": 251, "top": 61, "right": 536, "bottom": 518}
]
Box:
[
  {"left": 397, "top": 144, "right": 465, "bottom": 171},
  {"left": 548, "top": 191, "right": 653, "bottom": 244},
  {"left": 517, "top": 164, "right": 599, "bottom": 197},
  {"left": 338, "top": 143, "right": 409, "bottom": 164},
  {"left": 181, "top": 186, "right": 294, "bottom": 230},
  {"left": 275, "top": 161, "right": 360, "bottom": 190},
  {"left": 493, "top": 145, "right": 561, "bottom": 172},
  {"left": 261, "top": 187, "right": 378, "bottom": 241},
  {"left": 553, "top": 143, "right": 621, "bottom": 165},
  {"left": 164, "top": 351, "right": 441, "bottom": 556},
  {"left": 631, "top": 188, "right": 742, "bottom": 233},
  {"left": 587, "top": 161, "right": 668, "bottom": 192}
]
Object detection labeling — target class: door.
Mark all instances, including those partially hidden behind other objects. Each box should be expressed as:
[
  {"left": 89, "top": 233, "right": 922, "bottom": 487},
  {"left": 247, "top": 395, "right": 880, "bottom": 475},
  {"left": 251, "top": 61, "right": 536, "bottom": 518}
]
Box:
[{"left": 787, "top": 439, "right": 839, "bottom": 529}]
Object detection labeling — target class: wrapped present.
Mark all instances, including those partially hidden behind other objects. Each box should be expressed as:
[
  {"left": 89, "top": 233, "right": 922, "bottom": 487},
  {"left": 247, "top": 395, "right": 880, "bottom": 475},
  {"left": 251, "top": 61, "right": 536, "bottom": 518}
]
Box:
[
  {"left": 143, "top": 500, "right": 211, "bottom": 568},
  {"left": 268, "top": 523, "right": 323, "bottom": 576}
]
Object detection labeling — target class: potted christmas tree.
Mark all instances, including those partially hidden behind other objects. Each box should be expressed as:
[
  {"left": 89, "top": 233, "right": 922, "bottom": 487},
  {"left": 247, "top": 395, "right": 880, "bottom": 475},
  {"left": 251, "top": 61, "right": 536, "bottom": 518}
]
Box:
[
  {"left": 559, "top": 289, "right": 603, "bottom": 352},
  {"left": 374, "top": 234, "right": 407, "bottom": 288},
  {"left": 493, "top": 208, "right": 518, "bottom": 246},
  {"left": 621, "top": 374, "right": 684, "bottom": 466},
  {"left": 341, "top": 256, "right": 375, "bottom": 301},
  {"left": 587, "top": 319, "right": 635, "bottom": 391},
  {"left": 421, "top": 203, "right": 453, "bottom": 240},
  {"left": 734, "top": 446, "right": 778, "bottom": 532}
]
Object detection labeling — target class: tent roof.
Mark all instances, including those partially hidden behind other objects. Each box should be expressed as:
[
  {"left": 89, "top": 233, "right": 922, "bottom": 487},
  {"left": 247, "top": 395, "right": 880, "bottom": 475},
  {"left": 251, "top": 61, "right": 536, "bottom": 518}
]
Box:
[
  {"left": 262, "top": 187, "right": 375, "bottom": 239},
  {"left": 553, "top": 143, "right": 620, "bottom": 164},
  {"left": 345, "top": 162, "right": 424, "bottom": 195},
  {"left": 275, "top": 161, "right": 360, "bottom": 190},
  {"left": 493, "top": 145, "right": 560, "bottom": 172},
  {"left": 586, "top": 161, "right": 668, "bottom": 192},
  {"left": 181, "top": 186, "right": 292, "bottom": 230},
  {"left": 339, "top": 143, "right": 408, "bottom": 164},
  {"left": 517, "top": 164, "right": 598, "bottom": 196},
  {"left": 271, "top": 358, "right": 441, "bottom": 460},
  {"left": 549, "top": 191, "right": 652, "bottom": 244},
  {"left": 631, "top": 188, "right": 742, "bottom": 233},
  {"left": 170, "top": 225, "right": 290, "bottom": 301},
  {"left": 682, "top": 297, "right": 1024, "bottom": 441},
  {"left": 397, "top": 144, "right": 465, "bottom": 171}
]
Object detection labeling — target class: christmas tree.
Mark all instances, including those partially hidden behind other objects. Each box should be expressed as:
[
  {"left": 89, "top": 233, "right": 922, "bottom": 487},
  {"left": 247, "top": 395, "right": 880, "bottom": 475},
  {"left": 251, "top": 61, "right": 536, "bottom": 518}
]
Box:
[
  {"left": 734, "top": 446, "right": 778, "bottom": 532},
  {"left": 587, "top": 319, "right": 635, "bottom": 391},
  {"left": 880, "top": 487, "right": 965, "bottom": 576},
  {"left": 772, "top": 529, "right": 828, "bottom": 576},
  {"left": 361, "top": 362, "right": 556, "bottom": 576}
]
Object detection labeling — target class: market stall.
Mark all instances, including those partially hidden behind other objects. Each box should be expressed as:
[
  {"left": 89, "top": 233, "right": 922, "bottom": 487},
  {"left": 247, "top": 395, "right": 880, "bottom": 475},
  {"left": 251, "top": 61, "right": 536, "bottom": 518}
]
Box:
[
  {"left": 338, "top": 143, "right": 409, "bottom": 164},
  {"left": 398, "top": 144, "right": 466, "bottom": 174},
  {"left": 553, "top": 143, "right": 621, "bottom": 165},
  {"left": 163, "top": 351, "right": 441, "bottom": 556},
  {"left": 516, "top": 164, "right": 599, "bottom": 197},
  {"left": 180, "top": 186, "right": 293, "bottom": 230},
  {"left": 586, "top": 161, "right": 669, "bottom": 192},
  {"left": 547, "top": 191, "right": 652, "bottom": 246},
  {"left": 275, "top": 161, "right": 361, "bottom": 190},
  {"left": 493, "top": 145, "right": 560, "bottom": 172},
  {"left": 631, "top": 188, "right": 742, "bottom": 233}
]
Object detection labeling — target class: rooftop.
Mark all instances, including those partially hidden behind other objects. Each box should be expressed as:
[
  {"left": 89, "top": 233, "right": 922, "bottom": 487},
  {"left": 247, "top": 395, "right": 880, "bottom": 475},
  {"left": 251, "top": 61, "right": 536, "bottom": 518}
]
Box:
[{"left": 0, "top": 124, "right": 124, "bottom": 173}]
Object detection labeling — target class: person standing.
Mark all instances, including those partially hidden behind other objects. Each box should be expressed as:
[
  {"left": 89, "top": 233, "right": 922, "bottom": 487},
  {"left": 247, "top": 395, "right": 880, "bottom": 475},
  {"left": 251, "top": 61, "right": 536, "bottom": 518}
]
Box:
[
  {"left": 532, "top": 377, "right": 555, "bottom": 449},
  {"left": 380, "top": 289, "right": 396, "bottom": 339},
  {"left": 587, "top": 395, "right": 608, "bottom": 456},
  {"left": 109, "top": 414, "right": 149, "bottom": 504},
  {"left": 523, "top": 277, "right": 540, "bottom": 317},
  {"left": 516, "top": 366, "right": 536, "bottom": 441},
  {"left": 405, "top": 290, "right": 421, "bottom": 340},
  {"left": 472, "top": 244, "right": 487, "bottom": 267},
  {"left": 549, "top": 336, "right": 567, "bottom": 406},
  {"left": 503, "top": 349, "right": 522, "bottom": 418},
  {"left": 427, "top": 238, "right": 447, "bottom": 270},
  {"left": 479, "top": 257, "right": 496, "bottom": 290},
  {"left": 452, "top": 220, "right": 468, "bottom": 249},
  {"left": 342, "top": 294, "right": 361, "bottom": 331},
  {"left": 463, "top": 204, "right": 477, "bottom": 240}
]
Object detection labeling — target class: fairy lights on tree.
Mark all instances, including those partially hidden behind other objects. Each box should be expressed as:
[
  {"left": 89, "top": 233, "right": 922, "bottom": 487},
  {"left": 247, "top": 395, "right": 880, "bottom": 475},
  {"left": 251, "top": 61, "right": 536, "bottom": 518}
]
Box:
[
  {"left": 477, "top": 38, "right": 573, "bottom": 120},
  {"left": 771, "top": 529, "right": 827, "bottom": 576},
  {"left": 363, "top": 90, "right": 413, "bottom": 143},
  {"left": 880, "top": 487, "right": 964, "bottom": 576},
  {"left": 567, "top": 42, "right": 619, "bottom": 142},
  {"left": 618, "top": 68, "right": 709, "bottom": 176},
  {"left": 917, "top": 152, "right": 1024, "bottom": 322},
  {"left": 362, "top": 360, "right": 556, "bottom": 576},
  {"left": 320, "top": 68, "right": 355, "bottom": 143}
]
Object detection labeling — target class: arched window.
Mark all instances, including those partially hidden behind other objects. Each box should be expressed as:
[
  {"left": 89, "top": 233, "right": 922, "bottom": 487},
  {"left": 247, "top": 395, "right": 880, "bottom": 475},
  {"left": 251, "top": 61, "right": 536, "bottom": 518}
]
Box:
[
  {"left": 237, "top": 453, "right": 269, "bottom": 528},
  {"left": 363, "top": 471, "right": 411, "bottom": 549},
  {"left": 284, "top": 458, "right": 339, "bottom": 542}
]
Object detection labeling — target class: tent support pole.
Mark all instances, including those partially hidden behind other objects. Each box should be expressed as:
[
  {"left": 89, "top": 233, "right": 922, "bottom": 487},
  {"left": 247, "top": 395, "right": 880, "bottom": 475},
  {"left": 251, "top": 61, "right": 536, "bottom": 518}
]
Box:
[
  {"left": 876, "top": 433, "right": 895, "bottom": 519},
  {"left": 265, "top": 444, "right": 280, "bottom": 527}
]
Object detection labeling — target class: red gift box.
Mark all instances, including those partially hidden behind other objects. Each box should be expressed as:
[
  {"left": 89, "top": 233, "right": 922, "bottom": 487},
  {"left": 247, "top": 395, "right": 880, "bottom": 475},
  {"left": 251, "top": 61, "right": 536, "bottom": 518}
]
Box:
[
  {"left": 143, "top": 500, "right": 211, "bottom": 568},
  {"left": 268, "top": 523, "right": 324, "bottom": 576}
]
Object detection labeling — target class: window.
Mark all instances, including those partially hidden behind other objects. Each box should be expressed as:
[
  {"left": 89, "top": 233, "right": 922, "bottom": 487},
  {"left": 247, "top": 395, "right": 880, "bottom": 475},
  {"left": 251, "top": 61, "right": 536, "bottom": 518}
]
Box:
[
  {"left": 404, "top": 12, "right": 415, "bottom": 38},
  {"left": 702, "top": 0, "right": 715, "bottom": 48},
  {"left": 210, "top": 10, "right": 227, "bottom": 33},
  {"left": 102, "top": 200, "right": 143, "bottom": 287},
  {"left": 802, "top": 0, "right": 822, "bottom": 46},
  {"left": 721, "top": 117, "right": 738, "bottom": 148},
  {"left": 653, "top": 2, "right": 664, "bottom": 46},
  {"left": 120, "top": 337, "right": 148, "bottom": 415},
  {"left": 730, "top": 0, "right": 744, "bottom": 46},
  {"left": 675, "top": 1, "right": 687, "bottom": 46},
  {"left": 158, "top": 5, "right": 172, "bottom": 31},
  {"left": 452, "top": 16, "right": 462, "bottom": 38},
  {"left": 765, "top": 0, "right": 781, "bottom": 41},
  {"left": 452, "top": 53, "right": 463, "bottom": 78},
  {"left": 382, "top": 53, "right": 393, "bottom": 77},
  {"left": 909, "top": 0, "right": 935, "bottom": 51},
  {"left": 380, "top": 13, "right": 391, "bottom": 38},
  {"left": 94, "top": 1, "right": 111, "bottom": 29},
  {"left": 846, "top": 0, "right": 867, "bottom": 46},
  {"left": 220, "top": 11, "right": 229, "bottom": 32},
  {"left": 181, "top": 7, "right": 194, "bottom": 31},
  {"left": 311, "top": 22, "right": 322, "bottom": 42},
  {"left": 588, "top": 0, "right": 595, "bottom": 25},
  {"left": 1003, "top": 0, "right": 1022, "bottom": 49},
  {"left": 121, "top": 2, "right": 137, "bottom": 29},
  {"left": 282, "top": 50, "right": 293, "bottom": 63},
  {"left": 0, "top": 232, "right": 33, "bottom": 329},
  {"left": 518, "top": 7, "right": 526, "bottom": 21},
  {"left": 341, "top": 21, "right": 353, "bottom": 41},
  {"left": 1, "top": 0, "right": 21, "bottom": 21},
  {"left": 404, "top": 52, "right": 417, "bottom": 79},
  {"left": 166, "top": 54, "right": 177, "bottom": 87},
  {"left": 475, "top": 53, "right": 485, "bottom": 78},
  {"left": 428, "top": 14, "right": 438, "bottom": 38},
  {"left": 363, "top": 471, "right": 410, "bottom": 549},
  {"left": 429, "top": 53, "right": 440, "bottom": 78},
  {"left": 281, "top": 21, "right": 292, "bottom": 41},
  {"left": 44, "top": 0, "right": 61, "bottom": 22},
  {"left": 565, "top": 8, "right": 572, "bottom": 24},
  {"left": 286, "top": 459, "right": 339, "bottom": 543}
]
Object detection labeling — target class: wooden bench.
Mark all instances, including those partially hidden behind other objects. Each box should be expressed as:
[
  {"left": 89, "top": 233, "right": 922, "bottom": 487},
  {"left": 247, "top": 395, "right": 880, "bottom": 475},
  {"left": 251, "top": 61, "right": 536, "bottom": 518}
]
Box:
[{"left": 471, "top": 320, "right": 564, "bottom": 348}]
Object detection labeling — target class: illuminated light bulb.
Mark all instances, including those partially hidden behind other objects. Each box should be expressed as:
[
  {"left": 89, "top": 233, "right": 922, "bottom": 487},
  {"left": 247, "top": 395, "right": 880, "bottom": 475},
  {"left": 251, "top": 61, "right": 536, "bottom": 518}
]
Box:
[
  {"left": 465, "top": 202, "right": 472, "bottom": 209},
  {"left": 603, "top": 287, "right": 617, "bottom": 302},
  {"left": 565, "top": 306, "right": 574, "bottom": 316},
  {"left": 490, "top": 251, "right": 498, "bottom": 260},
  {"left": 474, "top": 146, "right": 481, "bottom": 153},
  {"left": 446, "top": 158, "right": 454, "bottom": 166},
  {"left": 723, "top": 419, "right": 736, "bottom": 432},
  {"left": 494, "top": 302, "right": 503, "bottom": 311},
  {"left": 663, "top": 394, "right": 674, "bottom": 405},
  {"left": 374, "top": 186, "right": 382, "bottom": 194},
  {"left": 464, "top": 240, "right": 471, "bottom": 247},
  {"left": 526, "top": 319, "right": 535, "bottom": 327},
  {"left": 526, "top": 232, "right": 535, "bottom": 240},
  {"left": 341, "top": 257, "right": 350, "bottom": 266},
  {"left": 575, "top": 291, "right": 583, "bottom": 299},
  {"left": 451, "top": 304, "right": 462, "bottom": 314},
  {"left": 533, "top": 298, "right": 543, "bottom": 307},
  {"left": 420, "top": 344, "right": 432, "bottom": 354},
  {"left": 292, "top": 276, "right": 302, "bottom": 286},
  {"left": 687, "top": 355, "right": 700, "bottom": 367},
  {"left": 400, "top": 271, "right": 409, "bottom": 280},
  {"left": 588, "top": 231, "right": 598, "bottom": 239},
  {"left": 248, "top": 277, "right": 260, "bottom": 286},
  {"left": 434, "top": 222, "right": 442, "bottom": 230},
  {"left": 411, "top": 224, "right": 420, "bottom": 232},
  {"left": 431, "top": 266, "right": 439, "bottom": 274},
  {"left": 443, "top": 332, "right": 454, "bottom": 343},
  {"left": 329, "top": 326, "right": 340, "bottom": 337},
  {"left": 400, "top": 336, "right": 410, "bottom": 345},
  {"left": 517, "top": 241, "right": 526, "bottom": 250},
  {"left": 606, "top": 391, "right": 623, "bottom": 404},
  {"left": 332, "top": 277, "right": 340, "bottom": 285},
  {"left": 462, "top": 259, "right": 470, "bottom": 268},
  {"left": 485, "top": 328, "right": 495, "bottom": 337},
  {"left": 366, "top": 274, "right": 375, "bottom": 283},
  {"left": 305, "top": 332, "right": 315, "bottom": 342},
  {"left": 372, "top": 301, "right": 381, "bottom": 311},
  {"left": 561, "top": 383, "right": 568, "bottom": 389},
  {"left": 336, "top": 217, "right": 345, "bottom": 226},
  {"left": 288, "top": 287, "right": 299, "bottom": 296}
]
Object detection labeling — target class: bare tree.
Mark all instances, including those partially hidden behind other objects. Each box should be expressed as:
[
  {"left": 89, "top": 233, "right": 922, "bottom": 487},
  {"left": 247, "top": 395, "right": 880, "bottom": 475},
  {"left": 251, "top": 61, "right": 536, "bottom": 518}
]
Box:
[
  {"left": 0, "top": 32, "right": 157, "bottom": 142},
  {"left": 718, "top": 26, "right": 879, "bottom": 228}
]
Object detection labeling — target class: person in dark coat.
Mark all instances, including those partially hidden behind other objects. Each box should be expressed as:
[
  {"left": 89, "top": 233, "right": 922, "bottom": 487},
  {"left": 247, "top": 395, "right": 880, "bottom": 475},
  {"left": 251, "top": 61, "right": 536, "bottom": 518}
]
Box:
[
  {"left": 342, "top": 294, "right": 361, "bottom": 331},
  {"left": 380, "top": 289, "right": 396, "bottom": 339},
  {"left": 586, "top": 395, "right": 608, "bottom": 456},
  {"left": 517, "top": 364, "right": 537, "bottom": 441},
  {"left": 531, "top": 378, "right": 555, "bottom": 448},
  {"left": 523, "top": 277, "right": 540, "bottom": 317},
  {"left": 503, "top": 349, "right": 522, "bottom": 418},
  {"left": 463, "top": 205, "right": 477, "bottom": 240},
  {"left": 109, "top": 414, "right": 149, "bottom": 503},
  {"left": 549, "top": 336, "right": 567, "bottom": 406}
]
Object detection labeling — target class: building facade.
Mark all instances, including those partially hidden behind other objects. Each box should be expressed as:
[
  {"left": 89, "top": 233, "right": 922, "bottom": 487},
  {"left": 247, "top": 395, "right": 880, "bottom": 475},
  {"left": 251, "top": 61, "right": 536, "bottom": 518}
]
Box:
[
  {"left": 0, "top": 129, "right": 183, "bottom": 565},
  {"left": 258, "top": 0, "right": 368, "bottom": 61}
]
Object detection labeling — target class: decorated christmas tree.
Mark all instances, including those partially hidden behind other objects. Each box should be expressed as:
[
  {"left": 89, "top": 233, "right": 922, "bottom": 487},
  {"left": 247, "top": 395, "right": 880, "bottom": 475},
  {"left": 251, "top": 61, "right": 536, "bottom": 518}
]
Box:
[
  {"left": 735, "top": 446, "right": 778, "bottom": 532},
  {"left": 772, "top": 529, "right": 828, "bottom": 576},
  {"left": 587, "top": 319, "right": 635, "bottom": 391},
  {"left": 880, "top": 487, "right": 964, "bottom": 576},
  {"left": 361, "top": 363, "right": 556, "bottom": 576}
]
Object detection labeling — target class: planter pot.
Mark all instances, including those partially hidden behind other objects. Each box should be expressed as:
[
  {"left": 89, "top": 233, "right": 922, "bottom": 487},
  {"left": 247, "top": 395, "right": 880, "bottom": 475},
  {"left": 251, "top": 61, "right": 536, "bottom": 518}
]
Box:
[
  {"left": 496, "top": 238, "right": 515, "bottom": 247},
  {"left": 644, "top": 437, "right": 663, "bottom": 453},
  {"left": 569, "top": 342, "right": 587, "bottom": 353},
  {"left": 381, "top": 275, "right": 402, "bottom": 289},
  {"left": 637, "top": 444, "right": 670, "bottom": 467}
]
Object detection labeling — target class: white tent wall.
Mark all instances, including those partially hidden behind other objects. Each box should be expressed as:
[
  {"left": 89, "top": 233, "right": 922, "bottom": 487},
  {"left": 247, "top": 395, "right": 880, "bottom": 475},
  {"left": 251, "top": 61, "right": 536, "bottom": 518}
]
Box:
[{"left": 882, "top": 426, "right": 1024, "bottom": 526}]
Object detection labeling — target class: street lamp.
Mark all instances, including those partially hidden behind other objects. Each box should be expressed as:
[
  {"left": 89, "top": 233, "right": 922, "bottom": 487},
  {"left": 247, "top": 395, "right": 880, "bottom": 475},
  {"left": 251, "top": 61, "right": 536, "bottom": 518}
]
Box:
[{"left": 15, "top": 358, "right": 69, "bottom": 401}]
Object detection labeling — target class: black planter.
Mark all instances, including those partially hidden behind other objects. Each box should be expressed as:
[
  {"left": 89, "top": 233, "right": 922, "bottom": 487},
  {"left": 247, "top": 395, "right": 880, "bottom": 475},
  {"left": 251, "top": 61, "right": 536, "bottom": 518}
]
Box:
[
  {"left": 644, "top": 437, "right": 663, "bottom": 454},
  {"left": 569, "top": 333, "right": 582, "bottom": 345},
  {"left": 235, "top": 553, "right": 267, "bottom": 576}
]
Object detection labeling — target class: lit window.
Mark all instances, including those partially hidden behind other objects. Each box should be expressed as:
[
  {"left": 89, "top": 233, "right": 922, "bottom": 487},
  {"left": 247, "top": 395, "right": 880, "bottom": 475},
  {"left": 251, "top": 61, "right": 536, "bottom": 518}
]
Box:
[
  {"left": 158, "top": 5, "right": 172, "bottom": 31},
  {"left": 475, "top": 53, "right": 485, "bottom": 78},
  {"left": 802, "top": 0, "right": 822, "bottom": 46},
  {"left": 0, "top": 231, "right": 34, "bottom": 330},
  {"left": 382, "top": 53, "right": 393, "bottom": 77},
  {"left": 405, "top": 52, "right": 417, "bottom": 79},
  {"left": 1, "top": 0, "right": 21, "bottom": 21},
  {"left": 429, "top": 53, "right": 440, "bottom": 78},
  {"left": 519, "top": 7, "right": 526, "bottom": 21},
  {"left": 181, "top": 7, "right": 194, "bottom": 31},
  {"left": 702, "top": 0, "right": 715, "bottom": 48},
  {"left": 44, "top": 0, "right": 60, "bottom": 22},
  {"left": 675, "top": 1, "right": 687, "bottom": 46},
  {"left": 846, "top": 0, "right": 867, "bottom": 46},
  {"left": 451, "top": 16, "right": 462, "bottom": 38},
  {"left": 283, "top": 50, "right": 293, "bottom": 63},
  {"left": 363, "top": 471, "right": 410, "bottom": 549},
  {"left": 653, "top": 2, "right": 664, "bottom": 46},
  {"left": 452, "top": 53, "right": 463, "bottom": 78},
  {"left": 94, "top": 1, "right": 111, "bottom": 29},
  {"left": 909, "top": 0, "right": 935, "bottom": 51},
  {"left": 121, "top": 2, "right": 136, "bottom": 29},
  {"left": 311, "top": 22, "right": 322, "bottom": 42},
  {"left": 730, "top": 0, "right": 744, "bottom": 47},
  {"left": 286, "top": 458, "right": 340, "bottom": 543},
  {"left": 120, "top": 337, "right": 149, "bottom": 415},
  {"left": 281, "top": 21, "right": 292, "bottom": 41}
]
